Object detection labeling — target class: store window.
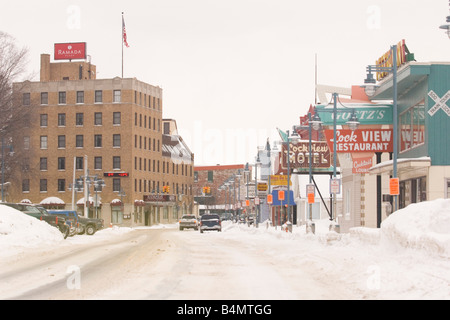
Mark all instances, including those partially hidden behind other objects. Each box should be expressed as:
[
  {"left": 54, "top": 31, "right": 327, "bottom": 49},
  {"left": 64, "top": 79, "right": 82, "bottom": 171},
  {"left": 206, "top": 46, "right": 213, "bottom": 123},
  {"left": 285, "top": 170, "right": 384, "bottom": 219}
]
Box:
[
  {"left": 399, "top": 177, "right": 426, "bottom": 209},
  {"left": 399, "top": 100, "right": 425, "bottom": 153}
]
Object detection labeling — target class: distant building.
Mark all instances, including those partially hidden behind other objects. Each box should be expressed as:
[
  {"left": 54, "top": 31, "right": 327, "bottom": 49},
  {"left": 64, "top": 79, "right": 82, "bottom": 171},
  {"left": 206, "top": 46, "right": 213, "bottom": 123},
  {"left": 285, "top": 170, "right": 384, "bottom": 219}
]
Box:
[
  {"left": 10, "top": 52, "right": 194, "bottom": 227},
  {"left": 194, "top": 164, "right": 249, "bottom": 218}
]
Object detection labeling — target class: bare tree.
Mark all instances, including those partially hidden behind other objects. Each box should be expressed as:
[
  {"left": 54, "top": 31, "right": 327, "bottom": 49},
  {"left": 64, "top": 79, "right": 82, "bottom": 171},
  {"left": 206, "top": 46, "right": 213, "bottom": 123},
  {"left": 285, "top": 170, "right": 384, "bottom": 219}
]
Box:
[{"left": 0, "top": 31, "right": 35, "bottom": 200}]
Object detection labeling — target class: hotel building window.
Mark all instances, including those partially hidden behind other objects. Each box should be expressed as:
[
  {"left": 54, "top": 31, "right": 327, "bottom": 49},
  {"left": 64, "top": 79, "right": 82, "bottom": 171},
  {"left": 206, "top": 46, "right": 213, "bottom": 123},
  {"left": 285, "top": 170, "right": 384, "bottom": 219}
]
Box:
[
  {"left": 40, "top": 157, "right": 47, "bottom": 171},
  {"left": 94, "top": 112, "right": 102, "bottom": 125},
  {"left": 22, "top": 179, "right": 30, "bottom": 192},
  {"left": 113, "top": 112, "right": 121, "bottom": 125},
  {"left": 113, "top": 134, "right": 121, "bottom": 147},
  {"left": 58, "top": 91, "right": 66, "bottom": 104},
  {"left": 76, "top": 113, "right": 84, "bottom": 126},
  {"left": 113, "top": 156, "right": 120, "bottom": 170},
  {"left": 113, "top": 178, "right": 121, "bottom": 192},
  {"left": 76, "top": 135, "right": 83, "bottom": 148},
  {"left": 58, "top": 135, "right": 66, "bottom": 148},
  {"left": 76, "top": 157, "right": 84, "bottom": 170},
  {"left": 58, "top": 179, "right": 65, "bottom": 192},
  {"left": 76, "top": 91, "right": 84, "bottom": 104},
  {"left": 113, "top": 90, "right": 121, "bottom": 103},
  {"left": 58, "top": 157, "right": 66, "bottom": 170},
  {"left": 22, "top": 93, "right": 30, "bottom": 106},
  {"left": 40, "top": 114, "right": 48, "bottom": 127},
  {"left": 95, "top": 90, "right": 103, "bottom": 103},
  {"left": 40, "top": 136, "right": 48, "bottom": 149},
  {"left": 94, "top": 135, "right": 102, "bottom": 148},
  {"left": 40, "top": 179, "right": 47, "bottom": 192},
  {"left": 95, "top": 157, "right": 102, "bottom": 170},
  {"left": 58, "top": 113, "right": 66, "bottom": 126},
  {"left": 41, "top": 92, "right": 48, "bottom": 105}
]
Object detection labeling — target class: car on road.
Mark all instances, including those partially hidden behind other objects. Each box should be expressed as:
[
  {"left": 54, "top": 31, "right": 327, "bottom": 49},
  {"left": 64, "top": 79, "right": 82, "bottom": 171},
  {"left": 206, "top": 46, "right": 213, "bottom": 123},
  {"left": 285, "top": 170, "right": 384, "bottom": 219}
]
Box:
[
  {"left": 199, "top": 214, "right": 221, "bottom": 233},
  {"left": 0, "top": 203, "right": 70, "bottom": 239},
  {"left": 179, "top": 214, "right": 198, "bottom": 231}
]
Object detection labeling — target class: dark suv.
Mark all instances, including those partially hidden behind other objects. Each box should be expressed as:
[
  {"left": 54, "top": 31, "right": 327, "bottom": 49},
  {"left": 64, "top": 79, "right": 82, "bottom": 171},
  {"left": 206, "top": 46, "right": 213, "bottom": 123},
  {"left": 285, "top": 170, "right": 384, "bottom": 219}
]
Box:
[
  {"left": 199, "top": 214, "right": 222, "bottom": 233},
  {"left": 0, "top": 203, "right": 70, "bottom": 239}
]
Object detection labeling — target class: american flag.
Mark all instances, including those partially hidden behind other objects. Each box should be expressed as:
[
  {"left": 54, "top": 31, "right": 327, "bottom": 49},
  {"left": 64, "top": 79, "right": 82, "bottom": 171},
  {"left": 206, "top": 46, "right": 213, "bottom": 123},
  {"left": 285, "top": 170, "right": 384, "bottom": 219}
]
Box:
[{"left": 122, "top": 15, "right": 129, "bottom": 48}]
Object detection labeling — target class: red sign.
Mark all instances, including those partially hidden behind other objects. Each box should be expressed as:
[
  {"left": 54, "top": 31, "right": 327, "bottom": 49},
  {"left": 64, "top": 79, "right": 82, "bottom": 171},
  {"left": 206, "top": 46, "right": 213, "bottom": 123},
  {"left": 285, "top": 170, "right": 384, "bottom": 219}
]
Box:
[
  {"left": 324, "top": 129, "right": 393, "bottom": 153},
  {"left": 104, "top": 172, "right": 129, "bottom": 177},
  {"left": 390, "top": 178, "right": 400, "bottom": 196},
  {"left": 54, "top": 42, "right": 87, "bottom": 60},
  {"left": 352, "top": 156, "right": 373, "bottom": 174}
]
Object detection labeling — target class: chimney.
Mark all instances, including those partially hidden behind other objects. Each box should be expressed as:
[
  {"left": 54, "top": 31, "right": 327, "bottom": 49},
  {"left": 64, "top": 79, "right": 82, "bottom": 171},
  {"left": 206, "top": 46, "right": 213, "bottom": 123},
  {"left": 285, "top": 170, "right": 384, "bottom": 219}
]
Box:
[{"left": 40, "top": 54, "right": 50, "bottom": 82}]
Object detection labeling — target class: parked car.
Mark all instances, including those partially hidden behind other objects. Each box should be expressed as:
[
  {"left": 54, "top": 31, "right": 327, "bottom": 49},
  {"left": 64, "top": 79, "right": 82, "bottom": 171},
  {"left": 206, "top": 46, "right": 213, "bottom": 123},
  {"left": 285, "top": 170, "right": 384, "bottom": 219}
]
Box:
[
  {"left": 47, "top": 210, "right": 104, "bottom": 236},
  {"left": 47, "top": 210, "right": 81, "bottom": 236},
  {"left": 0, "top": 203, "right": 70, "bottom": 239},
  {"left": 78, "top": 215, "right": 104, "bottom": 235},
  {"left": 199, "top": 214, "right": 221, "bottom": 233},
  {"left": 179, "top": 215, "right": 198, "bottom": 231}
]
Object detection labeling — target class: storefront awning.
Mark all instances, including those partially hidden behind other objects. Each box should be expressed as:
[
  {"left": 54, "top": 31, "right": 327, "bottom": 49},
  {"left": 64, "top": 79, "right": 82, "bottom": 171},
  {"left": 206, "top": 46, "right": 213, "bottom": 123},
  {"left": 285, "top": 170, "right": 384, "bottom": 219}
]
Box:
[{"left": 369, "top": 157, "right": 431, "bottom": 175}]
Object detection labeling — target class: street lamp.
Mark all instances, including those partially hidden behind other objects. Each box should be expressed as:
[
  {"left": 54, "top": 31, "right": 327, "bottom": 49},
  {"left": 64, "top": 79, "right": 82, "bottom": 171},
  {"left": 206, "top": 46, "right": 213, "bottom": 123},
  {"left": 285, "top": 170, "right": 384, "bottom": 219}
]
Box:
[
  {"left": 439, "top": 1, "right": 450, "bottom": 39},
  {"left": 361, "top": 44, "right": 399, "bottom": 212},
  {"left": 293, "top": 111, "right": 322, "bottom": 228},
  {"left": 313, "top": 93, "right": 360, "bottom": 222}
]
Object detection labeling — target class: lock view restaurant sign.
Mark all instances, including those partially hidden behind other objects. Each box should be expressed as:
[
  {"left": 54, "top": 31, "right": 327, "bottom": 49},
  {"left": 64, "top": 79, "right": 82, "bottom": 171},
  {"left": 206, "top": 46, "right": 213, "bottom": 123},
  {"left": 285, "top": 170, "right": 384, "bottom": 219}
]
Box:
[{"left": 324, "top": 129, "right": 393, "bottom": 153}]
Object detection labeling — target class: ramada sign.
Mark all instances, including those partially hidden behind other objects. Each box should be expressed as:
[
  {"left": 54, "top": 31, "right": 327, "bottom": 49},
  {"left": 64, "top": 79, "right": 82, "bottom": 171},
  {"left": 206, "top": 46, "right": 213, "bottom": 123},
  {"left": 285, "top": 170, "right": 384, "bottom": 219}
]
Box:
[
  {"left": 324, "top": 129, "right": 393, "bottom": 153},
  {"left": 54, "top": 42, "right": 87, "bottom": 60}
]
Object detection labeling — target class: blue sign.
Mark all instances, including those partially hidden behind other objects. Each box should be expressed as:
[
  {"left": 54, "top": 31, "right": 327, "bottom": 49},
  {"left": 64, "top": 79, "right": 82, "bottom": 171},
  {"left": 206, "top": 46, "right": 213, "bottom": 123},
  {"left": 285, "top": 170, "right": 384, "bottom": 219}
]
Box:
[{"left": 271, "top": 190, "right": 295, "bottom": 206}]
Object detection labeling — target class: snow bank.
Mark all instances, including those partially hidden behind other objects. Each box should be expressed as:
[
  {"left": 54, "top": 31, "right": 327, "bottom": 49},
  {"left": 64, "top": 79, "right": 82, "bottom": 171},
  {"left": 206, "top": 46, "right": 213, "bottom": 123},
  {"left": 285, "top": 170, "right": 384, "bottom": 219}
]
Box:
[
  {"left": 0, "top": 205, "right": 64, "bottom": 257},
  {"left": 380, "top": 198, "right": 450, "bottom": 257}
]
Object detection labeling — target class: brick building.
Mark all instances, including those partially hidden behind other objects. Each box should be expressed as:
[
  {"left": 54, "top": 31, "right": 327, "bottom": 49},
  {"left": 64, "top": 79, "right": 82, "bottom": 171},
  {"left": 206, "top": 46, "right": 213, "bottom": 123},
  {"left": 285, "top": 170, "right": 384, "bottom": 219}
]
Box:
[
  {"left": 10, "top": 53, "right": 194, "bottom": 227},
  {"left": 194, "top": 164, "right": 253, "bottom": 218}
]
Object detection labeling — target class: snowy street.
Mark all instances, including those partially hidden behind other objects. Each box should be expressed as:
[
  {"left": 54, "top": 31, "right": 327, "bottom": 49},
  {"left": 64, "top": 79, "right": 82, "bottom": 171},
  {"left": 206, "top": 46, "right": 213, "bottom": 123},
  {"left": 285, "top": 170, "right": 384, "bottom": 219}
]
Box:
[{"left": 1, "top": 200, "right": 449, "bottom": 300}]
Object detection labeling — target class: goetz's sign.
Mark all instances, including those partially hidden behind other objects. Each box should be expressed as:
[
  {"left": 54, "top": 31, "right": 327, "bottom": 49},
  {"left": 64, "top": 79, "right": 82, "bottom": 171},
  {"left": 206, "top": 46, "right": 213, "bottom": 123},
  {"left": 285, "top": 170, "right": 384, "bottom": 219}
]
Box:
[
  {"left": 324, "top": 129, "right": 393, "bottom": 153},
  {"left": 54, "top": 42, "right": 87, "bottom": 60},
  {"left": 315, "top": 105, "right": 393, "bottom": 125},
  {"left": 281, "top": 141, "right": 330, "bottom": 169}
]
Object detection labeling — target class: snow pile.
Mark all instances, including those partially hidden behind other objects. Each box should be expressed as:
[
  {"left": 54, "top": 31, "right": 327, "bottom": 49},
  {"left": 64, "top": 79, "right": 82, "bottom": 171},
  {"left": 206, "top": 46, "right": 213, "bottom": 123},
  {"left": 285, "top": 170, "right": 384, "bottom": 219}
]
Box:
[
  {"left": 0, "top": 205, "right": 64, "bottom": 257},
  {"left": 380, "top": 198, "right": 450, "bottom": 257}
]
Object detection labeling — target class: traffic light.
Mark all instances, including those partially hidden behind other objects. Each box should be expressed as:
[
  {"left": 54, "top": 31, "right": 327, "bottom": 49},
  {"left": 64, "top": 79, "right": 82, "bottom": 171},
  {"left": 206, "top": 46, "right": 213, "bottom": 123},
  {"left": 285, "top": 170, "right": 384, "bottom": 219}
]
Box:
[{"left": 203, "top": 186, "right": 211, "bottom": 195}]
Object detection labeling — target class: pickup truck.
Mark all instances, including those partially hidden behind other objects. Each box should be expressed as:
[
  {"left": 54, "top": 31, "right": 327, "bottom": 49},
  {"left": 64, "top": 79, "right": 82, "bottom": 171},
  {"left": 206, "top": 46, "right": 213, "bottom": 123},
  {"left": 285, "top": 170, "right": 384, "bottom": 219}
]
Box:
[
  {"left": 47, "top": 210, "right": 104, "bottom": 235},
  {"left": 0, "top": 203, "right": 70, "bottom": 239},
  {"left": 78, "top": 215, "right": 104, "bottom": 235}
]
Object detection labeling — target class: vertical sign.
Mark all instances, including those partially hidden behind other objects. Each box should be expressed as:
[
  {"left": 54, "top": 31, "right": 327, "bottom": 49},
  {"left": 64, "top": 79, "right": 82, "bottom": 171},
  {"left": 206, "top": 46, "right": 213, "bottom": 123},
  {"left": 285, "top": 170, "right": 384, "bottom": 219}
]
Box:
[{"left": 390, "top": 178, "right": 400, "bottom": 195}]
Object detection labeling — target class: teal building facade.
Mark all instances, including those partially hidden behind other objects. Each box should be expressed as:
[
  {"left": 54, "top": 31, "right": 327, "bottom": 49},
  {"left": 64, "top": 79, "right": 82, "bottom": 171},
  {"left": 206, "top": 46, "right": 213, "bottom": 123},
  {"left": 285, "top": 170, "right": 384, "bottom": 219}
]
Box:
[{"left": 369, "top": 62, "right": 450, "bottom": 207}]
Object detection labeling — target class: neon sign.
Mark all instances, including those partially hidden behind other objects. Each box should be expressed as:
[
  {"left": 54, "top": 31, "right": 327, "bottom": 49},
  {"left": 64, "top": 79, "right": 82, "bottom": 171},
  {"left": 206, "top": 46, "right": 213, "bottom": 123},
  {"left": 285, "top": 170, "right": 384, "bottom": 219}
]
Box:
[
  {"left": 103, "top": 172, "right": 129, "bottom": 177},
  {"left": 376, "top": 39, "right": 413, "bottom": 81}
]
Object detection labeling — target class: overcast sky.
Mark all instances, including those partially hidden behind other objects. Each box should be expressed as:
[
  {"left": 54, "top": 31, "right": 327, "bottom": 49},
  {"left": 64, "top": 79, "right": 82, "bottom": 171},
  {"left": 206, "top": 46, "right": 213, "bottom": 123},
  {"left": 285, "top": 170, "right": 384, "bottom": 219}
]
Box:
[{"left": 1, "top": 0, "right": 450, "bottom": 165}]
